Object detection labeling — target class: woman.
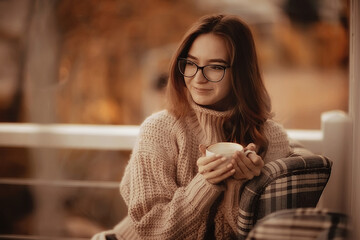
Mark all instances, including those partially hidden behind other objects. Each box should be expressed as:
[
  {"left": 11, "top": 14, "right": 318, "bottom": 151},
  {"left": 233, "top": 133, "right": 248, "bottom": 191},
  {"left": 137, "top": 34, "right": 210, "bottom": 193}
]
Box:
[{"left": 93, "top": 14, "right": 291, "bottom": 240}]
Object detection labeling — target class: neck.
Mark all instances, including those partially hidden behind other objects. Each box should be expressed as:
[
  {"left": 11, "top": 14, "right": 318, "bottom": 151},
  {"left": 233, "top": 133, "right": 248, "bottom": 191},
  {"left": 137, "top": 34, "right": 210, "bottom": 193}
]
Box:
[
  {"left": 187, "top": 98, "right": 233, "bottom": 145},
  {"left": 202, "top": 94, "right": 235, "bottom": 111}
]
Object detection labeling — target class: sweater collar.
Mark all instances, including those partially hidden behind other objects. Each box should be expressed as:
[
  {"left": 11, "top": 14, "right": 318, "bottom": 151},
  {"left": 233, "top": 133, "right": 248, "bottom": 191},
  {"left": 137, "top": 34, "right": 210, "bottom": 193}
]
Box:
[
  {"left": 188, "top": 97, "right": 233, "bottom": 145},
  {"left": 189, "top": 99, "right": 233, "bottom": 119}
]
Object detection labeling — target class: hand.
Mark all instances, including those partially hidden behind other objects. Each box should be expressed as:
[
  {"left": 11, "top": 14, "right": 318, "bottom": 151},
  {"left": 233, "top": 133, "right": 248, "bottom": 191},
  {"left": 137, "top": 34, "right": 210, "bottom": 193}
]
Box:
[
  {"left": 231, "top": 143, "right": 264, "bottom": 180},
  {"left": 197, "top": 144, "right": 235, "bottom": 184}
]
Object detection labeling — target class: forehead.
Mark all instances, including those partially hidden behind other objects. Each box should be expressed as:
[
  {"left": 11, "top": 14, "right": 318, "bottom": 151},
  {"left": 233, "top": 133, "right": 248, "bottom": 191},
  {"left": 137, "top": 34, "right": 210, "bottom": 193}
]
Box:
[{"left": 188, "top": 33, "right": 231, "bottom": 62}]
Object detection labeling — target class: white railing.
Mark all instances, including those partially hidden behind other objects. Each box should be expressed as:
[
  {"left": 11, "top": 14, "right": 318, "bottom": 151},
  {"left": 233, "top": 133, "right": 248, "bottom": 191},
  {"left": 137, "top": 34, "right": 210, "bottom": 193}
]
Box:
[
  {"left": 0, "top": 110, "right": 351, "bottom": 239},
  {"left": 0, "top": 123, "right": 322, "bottom": 189},
  {"left": 0, "top": 124, "right": 320, "bottom": 151},
  {"left": 0, "top": 122, "right": 323, "bottom": 188},
  {"left": 0, "top": 124, "right": 139, "bottom": 150},
  {"left": 0, "top": 112, "right": 349, "bottom": 191},
  {"left": 0, "top": 111, "right": 350, "bottom": 202}
]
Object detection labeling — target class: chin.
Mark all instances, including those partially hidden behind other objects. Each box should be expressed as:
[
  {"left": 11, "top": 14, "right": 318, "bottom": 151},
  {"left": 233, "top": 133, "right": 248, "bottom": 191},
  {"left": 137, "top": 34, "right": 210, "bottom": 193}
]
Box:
[{"left": 192, "top": 97, "right": 214, "bottom": 106}]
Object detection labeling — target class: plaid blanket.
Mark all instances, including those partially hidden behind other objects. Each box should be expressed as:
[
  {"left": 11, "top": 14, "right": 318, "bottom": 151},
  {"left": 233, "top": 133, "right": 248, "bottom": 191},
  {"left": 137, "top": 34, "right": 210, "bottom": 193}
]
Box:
[
  {"left": 246, "top": 208, "right": 348, "bottom": 240},
  {"left": 236, "top": 154, "right": 332, "bottom": 239}
]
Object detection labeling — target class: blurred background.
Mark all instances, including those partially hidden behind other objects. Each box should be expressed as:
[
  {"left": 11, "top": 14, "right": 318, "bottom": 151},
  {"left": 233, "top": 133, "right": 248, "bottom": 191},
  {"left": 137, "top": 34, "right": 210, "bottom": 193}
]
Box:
[{"left": 0, "top": 0, "right": 349, "bottom": 238}]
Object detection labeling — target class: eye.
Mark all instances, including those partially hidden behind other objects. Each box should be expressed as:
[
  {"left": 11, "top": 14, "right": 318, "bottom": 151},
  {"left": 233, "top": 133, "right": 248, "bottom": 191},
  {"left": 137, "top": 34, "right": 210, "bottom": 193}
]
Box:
[
  {"left": 186, "top": 60, "right": 196, "bottom": 66},
  {"left": 209, "top": 65, "right": 225, "bottom": 70}
]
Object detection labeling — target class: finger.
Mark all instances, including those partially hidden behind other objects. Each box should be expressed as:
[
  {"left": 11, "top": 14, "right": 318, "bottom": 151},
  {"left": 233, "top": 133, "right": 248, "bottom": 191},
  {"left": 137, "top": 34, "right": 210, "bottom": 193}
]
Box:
[
  {"left": 230, "top": 158, "right": 246, "bottom": 180},
  {"left": 237, "top": 151, "right": 257, "bottom": 170},
  {"left": 238, "top": 151, "right": 263, "bottom": 177},
  {"left": 197, "top": 154, "right": 222, "bottom": 167},
  {"left": 247, "top": 154, "right": 263, "bottom": 176},
  {"left": 248, "top": 153, "right": 264, "bottom": 168},
  {"left": 208, "top": 169, "right": 236, "bottom": 184},
  {"left": 244, "top": 149, "right": 256, "bottom": 158},
  {"left": 231, "top": 158, "right": 242, "bottom": 174},
  {"left": 235, "top": 152, "right": 255, "bottom": 179},
  {"left": 245, "top": 143, "right": 257, "bottom": 152},
  {"left": 203, "top": 161, "right": 233, "bottom": 178},
  {"left": 199, "top": 157, "right": 227, "bottom": 173},
  {"left": 237, "top": 160, "right": 254, "bottom": 179},
  {"left": 205, "top": 156, "right": 228, "bottom": 172},
  {"left": 205, "top": 165, "right": 235, "bottom": 184},
  {"left": 199, "top": 144, "right": 207, "bottom": 156}
]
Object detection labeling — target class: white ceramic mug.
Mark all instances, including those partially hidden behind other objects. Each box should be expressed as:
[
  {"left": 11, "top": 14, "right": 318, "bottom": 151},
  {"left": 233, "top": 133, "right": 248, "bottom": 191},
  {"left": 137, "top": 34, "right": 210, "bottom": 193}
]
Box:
[{"left": 206, "top": 142, "right": 244, "bottom": 170}]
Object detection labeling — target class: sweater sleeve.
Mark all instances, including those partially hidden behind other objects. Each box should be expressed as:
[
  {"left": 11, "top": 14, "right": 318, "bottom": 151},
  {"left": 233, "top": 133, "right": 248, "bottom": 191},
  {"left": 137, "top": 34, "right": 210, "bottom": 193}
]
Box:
[{"left": 119, "top": 113, "right": 224, "bottom": 239}]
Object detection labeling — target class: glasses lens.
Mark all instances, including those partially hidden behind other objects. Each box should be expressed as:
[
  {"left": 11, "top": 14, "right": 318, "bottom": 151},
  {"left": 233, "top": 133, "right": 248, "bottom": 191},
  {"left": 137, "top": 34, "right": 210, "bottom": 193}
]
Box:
[
  {"left": 178, "top": 59, "right": 197, "bottom": 77},
  {"left": 203, "top": 65, "right": 225, "bottom": 82}
]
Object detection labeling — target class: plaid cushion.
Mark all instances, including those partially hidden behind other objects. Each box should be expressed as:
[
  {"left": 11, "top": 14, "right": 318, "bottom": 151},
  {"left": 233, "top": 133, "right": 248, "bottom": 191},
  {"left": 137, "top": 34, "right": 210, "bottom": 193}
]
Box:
[
  {"left": 246, "top": 208, "right": 348, "bottom": 240},
  {"left": 236, "top": 154, "right": 332, "bottom": 239}
]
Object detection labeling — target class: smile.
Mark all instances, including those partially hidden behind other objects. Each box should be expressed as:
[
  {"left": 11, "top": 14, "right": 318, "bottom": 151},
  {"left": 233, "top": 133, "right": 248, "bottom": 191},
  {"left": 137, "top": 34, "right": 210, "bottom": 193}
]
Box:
[{"left": 193, "top": 87, "right": 212, "bottom": 94}]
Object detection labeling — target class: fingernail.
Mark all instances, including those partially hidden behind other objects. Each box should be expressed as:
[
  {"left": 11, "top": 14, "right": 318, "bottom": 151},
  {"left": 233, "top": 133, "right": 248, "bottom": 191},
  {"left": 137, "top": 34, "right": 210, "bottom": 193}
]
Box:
[
  {"left": 227, "top": 163, "right": 233, "bottom": 168},
  {"left": 221, "top": 157, "right": 227, "bottom": 161}
]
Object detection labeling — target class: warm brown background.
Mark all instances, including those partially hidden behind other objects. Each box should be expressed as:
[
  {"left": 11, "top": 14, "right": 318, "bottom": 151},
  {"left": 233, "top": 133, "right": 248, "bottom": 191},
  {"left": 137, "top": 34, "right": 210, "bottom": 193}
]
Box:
[{"left": 0, "top": 0, "right": 349, "bottom": 238}]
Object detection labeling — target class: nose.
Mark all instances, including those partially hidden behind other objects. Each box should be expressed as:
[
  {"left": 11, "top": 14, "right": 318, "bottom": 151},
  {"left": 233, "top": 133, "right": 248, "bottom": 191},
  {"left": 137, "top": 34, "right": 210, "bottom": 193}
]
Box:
[{"left": 193, "top": 68, "right": 207, "bottom": 83}]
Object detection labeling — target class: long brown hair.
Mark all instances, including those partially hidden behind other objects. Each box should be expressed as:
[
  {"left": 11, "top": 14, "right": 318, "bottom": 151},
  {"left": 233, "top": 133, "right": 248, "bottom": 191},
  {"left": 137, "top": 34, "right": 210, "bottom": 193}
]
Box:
[{"left": 166, "top": 14, "right": 272, "bottom": 156}]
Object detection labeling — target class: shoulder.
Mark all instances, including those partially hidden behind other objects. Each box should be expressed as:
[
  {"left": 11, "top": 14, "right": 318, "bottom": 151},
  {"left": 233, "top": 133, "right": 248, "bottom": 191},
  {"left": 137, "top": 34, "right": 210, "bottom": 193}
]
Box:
[
  {"left": 140, "top": 110, "right": 179, "bottom": 135},
  {"left": 131, "top": 110, "right": 184, "bottom": 166},
  {"left": 263, "top": 120, "right": 288, "bottom": 140},
  {"left": 135, "top": 110, "right": 183, "bottom": 151},
  {"left": 142, "top": 110, "right": 177, "bottom": 124},
  {"left": 263, "top": 120, "right": 291, "bottom": 162}
]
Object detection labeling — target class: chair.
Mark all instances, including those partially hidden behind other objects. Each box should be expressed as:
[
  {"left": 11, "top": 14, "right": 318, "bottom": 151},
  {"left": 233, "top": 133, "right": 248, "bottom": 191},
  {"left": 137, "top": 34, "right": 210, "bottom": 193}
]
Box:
[
  {"left": 246, "top": 208, "right": 348, "bottom": 240},
  {"left": 236, "top": 151, "right": 332, "bottom": 239}
]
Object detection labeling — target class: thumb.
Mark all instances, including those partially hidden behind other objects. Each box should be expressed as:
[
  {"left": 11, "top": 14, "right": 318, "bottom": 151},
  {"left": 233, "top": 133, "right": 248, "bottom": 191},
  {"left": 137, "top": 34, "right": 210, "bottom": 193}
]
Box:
[
  {"left": 245, "top": 143, "right": 257, "bottom": 152},
  {"left": 199, "top": 144, "right": 207, "bottom": 156}
]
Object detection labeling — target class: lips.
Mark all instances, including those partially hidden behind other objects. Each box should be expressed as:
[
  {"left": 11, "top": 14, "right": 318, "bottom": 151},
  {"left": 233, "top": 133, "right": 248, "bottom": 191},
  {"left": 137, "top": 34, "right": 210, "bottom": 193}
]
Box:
[{"left": 193, "top": 87, "right": 212, "bottom": 94}]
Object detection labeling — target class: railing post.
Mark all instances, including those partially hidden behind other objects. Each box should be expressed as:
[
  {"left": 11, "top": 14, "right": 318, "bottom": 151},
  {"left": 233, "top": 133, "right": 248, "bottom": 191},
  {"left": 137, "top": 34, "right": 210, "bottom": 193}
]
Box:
[
  {"left": 25, "top": 0, "right": 62, "bottom": 235},
  {"left": 319, "top": 110, "right": 351, "bottom": 213},
  {"left": 348, "top": 0, "right": 360, "bottom": 238}
]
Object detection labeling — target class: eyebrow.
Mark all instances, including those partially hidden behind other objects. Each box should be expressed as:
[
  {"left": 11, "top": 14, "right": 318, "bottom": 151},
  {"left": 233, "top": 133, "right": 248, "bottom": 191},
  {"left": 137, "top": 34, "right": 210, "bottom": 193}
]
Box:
[{"left": 187, "top": 54, "right": 229, "bottom": 65}]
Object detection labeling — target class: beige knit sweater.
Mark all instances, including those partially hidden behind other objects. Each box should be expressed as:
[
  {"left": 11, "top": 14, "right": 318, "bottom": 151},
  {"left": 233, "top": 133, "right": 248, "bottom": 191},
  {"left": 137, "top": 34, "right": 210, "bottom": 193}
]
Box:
[{"left": 92, "top": 103, "right": 291, "bottom": 240}]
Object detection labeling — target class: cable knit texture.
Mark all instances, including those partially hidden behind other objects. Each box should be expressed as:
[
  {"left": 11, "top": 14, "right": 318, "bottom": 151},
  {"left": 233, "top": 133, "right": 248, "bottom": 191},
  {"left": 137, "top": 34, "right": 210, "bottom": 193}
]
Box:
[{"left": 91, "top": 103, "right": 291, "bottom": 240}]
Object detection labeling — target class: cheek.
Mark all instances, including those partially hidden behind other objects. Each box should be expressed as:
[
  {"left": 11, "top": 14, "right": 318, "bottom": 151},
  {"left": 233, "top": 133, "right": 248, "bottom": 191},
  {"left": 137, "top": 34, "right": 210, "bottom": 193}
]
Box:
[
  {"left": 184, "top": 78, "right": 191, "bottom": 88},
  {"left": 218, "top": 86, "right": 231, "bottom": 99},
  {"left": 217, "top": 78, "right": 232, "bottom": 97}
]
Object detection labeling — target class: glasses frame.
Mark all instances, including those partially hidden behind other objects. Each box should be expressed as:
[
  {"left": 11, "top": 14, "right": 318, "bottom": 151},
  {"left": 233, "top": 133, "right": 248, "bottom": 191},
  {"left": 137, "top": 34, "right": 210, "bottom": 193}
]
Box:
[{"left": 177, "top": 58, "right": 231, "bottom": 83}]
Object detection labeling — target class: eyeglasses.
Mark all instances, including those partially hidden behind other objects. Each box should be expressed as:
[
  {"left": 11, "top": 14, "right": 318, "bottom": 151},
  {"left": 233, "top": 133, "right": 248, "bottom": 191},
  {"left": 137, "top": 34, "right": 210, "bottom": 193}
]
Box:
[{"left": 177, "top": 58, "right": 230, "bottom": 82}]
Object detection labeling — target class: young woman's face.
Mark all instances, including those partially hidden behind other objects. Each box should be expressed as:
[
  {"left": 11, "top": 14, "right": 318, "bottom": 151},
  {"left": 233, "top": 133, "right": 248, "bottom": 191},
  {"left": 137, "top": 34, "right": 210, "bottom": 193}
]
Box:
[{"left": 185, "top": 33, "right": 232, "bottom": 111}]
